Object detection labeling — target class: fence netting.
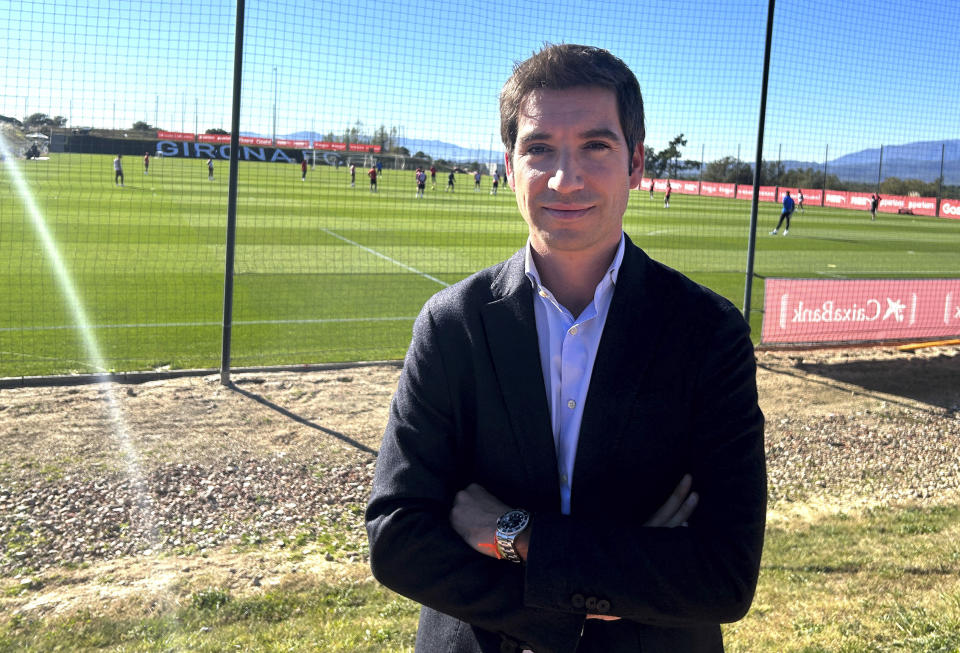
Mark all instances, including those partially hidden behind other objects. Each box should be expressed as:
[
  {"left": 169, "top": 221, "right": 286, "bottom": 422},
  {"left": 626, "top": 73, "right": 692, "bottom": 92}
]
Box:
[{"left": 1, "top": 0, "right": 958, "bottom": 378}]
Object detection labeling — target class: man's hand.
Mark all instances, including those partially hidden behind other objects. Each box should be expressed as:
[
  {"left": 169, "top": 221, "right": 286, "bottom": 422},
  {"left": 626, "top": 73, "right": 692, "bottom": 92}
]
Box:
[
  {"left": 588, "top": 475, "right": 697, "bottom": 622},
  {"left": 450, "top": 483, "right": 514, "bottom": 559},
  {"left": 643, "top": 474, "right": 698, "bottom": 528}
]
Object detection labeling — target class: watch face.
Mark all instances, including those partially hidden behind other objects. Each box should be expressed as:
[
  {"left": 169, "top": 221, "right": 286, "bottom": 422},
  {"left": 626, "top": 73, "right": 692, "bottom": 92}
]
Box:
[{"left": 497, "top": 510, "right": 529, "bottom": 536}]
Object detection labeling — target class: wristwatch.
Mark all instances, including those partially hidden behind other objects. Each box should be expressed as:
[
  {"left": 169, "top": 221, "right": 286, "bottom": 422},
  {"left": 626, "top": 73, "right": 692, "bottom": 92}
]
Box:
[{"left": 495, "top": 509, "right": 530, "bottom": 563}]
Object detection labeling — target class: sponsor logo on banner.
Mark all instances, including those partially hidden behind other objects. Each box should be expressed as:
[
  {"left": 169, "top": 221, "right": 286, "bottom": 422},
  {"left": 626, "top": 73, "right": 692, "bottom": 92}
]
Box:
[
  {"left": 157, "top": 130, "right": 195, "bottom": 141},
  {"left": 824, "top": 191, "right": 849, "bottom": 207},
  {"left": 758, "top": 186, "right": 777, "bottom": 202},
  {"left": 940, "top": 198, "right": 960, "bottom": 219},
  {"left": 906, "top": 198, "right": 937, "bottom": 216},
  {"left": 737, "top": 185, "right": 753, "bottom": 200},
  {"left": 276, "top": 139, "right": 310, "bottom": 148},
  {"left": 762, "top": 278, "right": 960, "bottom": 344},
  {"left": 198, "top": 134, "right": 232, "bottom": 144}
]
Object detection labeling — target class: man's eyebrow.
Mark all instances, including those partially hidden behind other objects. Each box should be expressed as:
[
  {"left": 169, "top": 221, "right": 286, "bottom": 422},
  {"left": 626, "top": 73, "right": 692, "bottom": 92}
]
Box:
[{"left": 517, "top": 128, "right": 623, "bottom": 146}]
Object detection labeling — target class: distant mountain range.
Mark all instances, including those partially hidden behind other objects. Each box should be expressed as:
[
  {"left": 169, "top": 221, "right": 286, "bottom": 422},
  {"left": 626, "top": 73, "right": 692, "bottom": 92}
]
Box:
[
  {"left": 283, "top": 131, "right": 960, "bottom": 182},
  {"left": 780, "top": 139, "right": 960, "bottom": 184}
]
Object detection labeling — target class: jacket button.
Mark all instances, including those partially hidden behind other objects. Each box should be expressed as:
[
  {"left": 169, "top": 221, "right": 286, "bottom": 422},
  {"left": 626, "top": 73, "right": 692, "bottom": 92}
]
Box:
[
  {"left": 595, "top": 599, "right": 611, "bottom": 613},
  {"left": 571, "top": 594, "right": 585, "bottom": 609},
  {"left": 585, "top": 596, "right": 597, "bottom": 610}
]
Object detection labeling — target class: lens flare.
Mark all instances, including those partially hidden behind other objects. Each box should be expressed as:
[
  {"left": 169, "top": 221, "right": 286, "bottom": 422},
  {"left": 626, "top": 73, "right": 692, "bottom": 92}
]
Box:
[{"left": 0, "top": 134, "right": 159, "bottom": 547}]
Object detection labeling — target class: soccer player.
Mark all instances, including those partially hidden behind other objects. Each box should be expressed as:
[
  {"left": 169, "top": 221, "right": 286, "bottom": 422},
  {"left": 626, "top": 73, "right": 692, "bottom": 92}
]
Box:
[
  {"left": 797, "top": 189, "right": 804, "bottom": 214},
  {"left": 301, "top": 158, "right": 308, "bottom": 181},
  {"left": 649, "top": 180, "right": 655, "bottom": 199},
  {"left": 143, "top": 152, "right": 150, "bottom": 175},
  {"left": 350, "top": 163, "right": 356, "bottom": 187},
  {"left": 415, "top": 168, "right": 426, "bottom": 198},
  {"left": 207, "top": 157, "right": 214, "bottom": 181},
  {"left": 491, "top": 172, "right": 499, "bottom": 195},
  {"left": 430, "top": 165, "right": 437, "bottom": 189},
  {"left": 113, "top": 154, "right": 124, "bottom": 186},
  {"left": 368, "top": 166, "right": 378, "bottom": 192},
  {"left": 474, "top": 170, "right": 481, "bottom": 191},
  {"left": 770, "top": 190, "right": 795, "bottom": 235},
  {"left": 446, "top": 170, "right": 455, "bottom": 192},
  {"left": 870, "top": 193, "right": 880, "bottom": 221},
  {"left": 664, "top": 181, "right": 672, "bottom": 208},
  {"left": 376, "top": 159, "right": 383, "bottom": 177}
]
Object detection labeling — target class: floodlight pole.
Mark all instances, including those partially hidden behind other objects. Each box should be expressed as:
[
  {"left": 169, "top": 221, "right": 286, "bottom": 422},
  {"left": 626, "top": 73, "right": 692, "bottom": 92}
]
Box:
[
  {"left": 220, "top": 0, "right": 246, "bottom": 386},
  {"left": 937, "top": 143, "right": 945, "bottom": 215},
  {"left": 876, "top": 144, "right": 884, "bottom": 195},
  {"left": 742, "top": 0, "right": 775, "bottom": 321}
]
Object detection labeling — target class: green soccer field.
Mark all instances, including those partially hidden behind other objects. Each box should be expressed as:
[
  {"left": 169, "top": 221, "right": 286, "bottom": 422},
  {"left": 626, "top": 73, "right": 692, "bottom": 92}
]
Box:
[{"left": 2, "top": 153, "right": 959, "bottom": 378}]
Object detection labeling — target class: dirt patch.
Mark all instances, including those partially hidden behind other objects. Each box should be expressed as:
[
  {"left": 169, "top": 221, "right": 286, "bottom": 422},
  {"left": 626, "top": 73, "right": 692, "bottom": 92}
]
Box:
[{"left": 1, "top": 345, "right": 958, "bottom": 619}]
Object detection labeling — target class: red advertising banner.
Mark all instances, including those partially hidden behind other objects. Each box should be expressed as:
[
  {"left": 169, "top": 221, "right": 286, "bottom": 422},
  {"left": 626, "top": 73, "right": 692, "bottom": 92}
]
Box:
[
  {"left": 276, "top": 139, "right": 310, "bottom": 148},
  {"left": 823, "top": 190, "right": 850, "bottom": 208},
  {"left": 880, "top": 195, "right": 906, "bottom": 213},
  {"left": 238, "top": 136, "right": 274, "bottom": 146},
  {"left": 904, "top": 197, "right": 937, "bottom": 216},
  {"left": 640, "top": 178, "right": 653, "bottom": 191},
  {"left": 347, "top": 143, "right": 382, "bottom": 152},
  {"left": 799, "top": 188, "right": 822, "bottom": 205},
  {"left": 940, "top": 198, "right": 960, "bottom": 219},
  {"left": 314, "top": 142, "right": 347, "bottom": 151},
  {"left": 758, "top": 186, "right": 777, "bottom": 202},
  {"left": 652, "top": 179, "right": 671, "bottom": 192},
  {"left": 737, "top": 185, "right": 753, "bottom": 200},
  {"left": 198, "top": 134, "right": 231, "bottom": 143},
  {"left": 157, "top": 130, "right": 195, "bottom": 141},
  {"left": 673, "top": 179, "right": 700, "bottom": 195},
  {"left": 699, "top": 182, "right": 736, "bottom": 198},
  {"left": 762, "top": 278, "right": 960, "bottom": 344}
]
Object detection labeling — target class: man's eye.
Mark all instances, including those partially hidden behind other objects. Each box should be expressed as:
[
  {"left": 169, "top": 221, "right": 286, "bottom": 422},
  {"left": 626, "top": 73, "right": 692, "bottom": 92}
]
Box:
[
  {"left": 586, "top": 142, "right": 612, "bottom": 150},
  {"left": 525, "top": 145, "right": 549, "bottom": 155}
]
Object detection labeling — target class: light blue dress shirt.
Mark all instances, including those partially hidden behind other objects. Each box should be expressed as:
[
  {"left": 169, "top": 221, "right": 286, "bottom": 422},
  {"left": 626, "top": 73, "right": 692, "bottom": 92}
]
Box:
[{"left": 524, "top": 235, "right": 624, "bottom": 515}]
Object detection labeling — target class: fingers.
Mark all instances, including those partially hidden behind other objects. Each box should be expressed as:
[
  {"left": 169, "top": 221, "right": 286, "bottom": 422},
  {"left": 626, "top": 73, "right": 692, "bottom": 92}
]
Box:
[{"left": 643, "top": 474, "right": 698, "bottom": 528}]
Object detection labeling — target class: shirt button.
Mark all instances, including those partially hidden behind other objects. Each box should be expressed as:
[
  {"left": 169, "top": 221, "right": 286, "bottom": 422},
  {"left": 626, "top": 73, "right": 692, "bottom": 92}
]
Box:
[
  {"left": 569, "top": 325, "right": 578, "bottom": 335},
  {"left": 567, "top": 399, "right": 576, "bottom": 409},
  {"left": 539, "top": 289, "right": 548, "bottom": 297}
]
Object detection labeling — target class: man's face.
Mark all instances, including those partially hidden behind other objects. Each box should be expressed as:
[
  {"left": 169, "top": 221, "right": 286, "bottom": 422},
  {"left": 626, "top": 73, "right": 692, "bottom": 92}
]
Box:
[{"left": 505, "top": 87, "right": 643, "bottom": 259}]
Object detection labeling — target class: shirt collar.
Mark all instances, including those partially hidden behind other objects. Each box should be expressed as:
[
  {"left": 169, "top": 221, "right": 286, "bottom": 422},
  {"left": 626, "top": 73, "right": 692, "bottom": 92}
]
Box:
[{"left": 524, "top": 233, "right": 625, "bottom": 292}]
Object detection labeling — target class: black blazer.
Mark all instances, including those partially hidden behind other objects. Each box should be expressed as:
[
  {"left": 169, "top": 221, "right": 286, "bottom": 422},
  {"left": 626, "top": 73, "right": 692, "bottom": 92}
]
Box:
[{"left": 366, "top": 235, "right": 766, "bottom": 653}]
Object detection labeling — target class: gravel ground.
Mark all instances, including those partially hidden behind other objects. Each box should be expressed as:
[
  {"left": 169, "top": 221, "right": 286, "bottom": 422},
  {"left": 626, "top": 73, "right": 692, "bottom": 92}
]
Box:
[{"left": 1, "top": 346, "right": 958, "bottom": 579}]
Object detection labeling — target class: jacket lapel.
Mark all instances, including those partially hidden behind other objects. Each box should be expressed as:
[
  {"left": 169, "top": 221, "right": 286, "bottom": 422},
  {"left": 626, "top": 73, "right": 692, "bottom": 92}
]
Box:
[
  {"left": 572, "top": 239, "right": 669, "bottom": 509},
  {"left": 481, "top": 252, "right": 561, "bottom": 509}
]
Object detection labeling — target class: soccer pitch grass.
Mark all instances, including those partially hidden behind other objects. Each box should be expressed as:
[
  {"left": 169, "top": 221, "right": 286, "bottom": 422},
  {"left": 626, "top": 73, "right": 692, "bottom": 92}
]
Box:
[{"left": 2, "top": 153, "right": 959, "bottom": 378}]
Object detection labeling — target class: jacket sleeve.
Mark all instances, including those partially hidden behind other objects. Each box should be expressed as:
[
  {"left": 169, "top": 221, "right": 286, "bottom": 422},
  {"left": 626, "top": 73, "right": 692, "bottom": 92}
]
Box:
[
  {"left": 365, "top": 302, "right": 586, "bottom": 653},
  {"left": 523, "top": 303, "right": 766, "bottom": 627}
]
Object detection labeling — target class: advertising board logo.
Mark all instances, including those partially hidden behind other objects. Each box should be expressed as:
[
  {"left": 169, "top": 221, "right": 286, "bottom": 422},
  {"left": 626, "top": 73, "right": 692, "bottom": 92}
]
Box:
[
  {"left": 942, "top": 201, "right": 960, "bottom": 216},
  {"left": 784, "top": 296, "right": 912, "bottom": 327}
]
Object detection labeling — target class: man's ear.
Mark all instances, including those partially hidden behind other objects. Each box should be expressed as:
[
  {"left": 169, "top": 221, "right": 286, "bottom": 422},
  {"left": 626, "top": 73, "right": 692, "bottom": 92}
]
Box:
[
  {"left": 629, "top": 144, "right": 645, "bottom": 190},
  {"left": 504, "top": 151, "right": 515, "bottom": 191}
]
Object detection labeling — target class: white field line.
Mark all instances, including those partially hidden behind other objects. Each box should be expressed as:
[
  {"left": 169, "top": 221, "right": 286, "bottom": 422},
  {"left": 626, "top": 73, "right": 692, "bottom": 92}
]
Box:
[
  {"left": 1, "top": 316, "right": 416, "bottom": 334},
  {"left": 321, "top": 227, "right": 450, "bottom": 288}
]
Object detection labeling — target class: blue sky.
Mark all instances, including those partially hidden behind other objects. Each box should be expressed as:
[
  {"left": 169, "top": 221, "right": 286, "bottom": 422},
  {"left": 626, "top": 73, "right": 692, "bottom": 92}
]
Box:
[{"left": 1, "top": 0, "right": 957, "bottom": 163}]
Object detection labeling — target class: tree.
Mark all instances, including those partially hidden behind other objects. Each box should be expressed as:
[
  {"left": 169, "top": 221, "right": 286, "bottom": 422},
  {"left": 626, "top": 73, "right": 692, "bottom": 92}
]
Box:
[
  {"left": 645, "top": 134, "right": 687, "bottom": 178},
  {"left": 23, "top": 113, "right": 51, "bottom": 129},
  {"left": 131, "top": 121, "right": 155, "bottom": 131},
  {"left": 0, "top": 115, "right": 22, "bottom": 127},
  {"left": 205, "top": 128, "right": 228, "bottom": 135},
  {"left": 413, "top": 151, "right": 431, "bottom": 162}
]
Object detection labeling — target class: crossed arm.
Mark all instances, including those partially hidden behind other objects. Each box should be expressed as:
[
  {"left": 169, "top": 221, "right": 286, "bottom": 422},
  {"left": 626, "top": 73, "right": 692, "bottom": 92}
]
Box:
[{"left": 449, "top": 474, "right": 700, "bottom": 620}]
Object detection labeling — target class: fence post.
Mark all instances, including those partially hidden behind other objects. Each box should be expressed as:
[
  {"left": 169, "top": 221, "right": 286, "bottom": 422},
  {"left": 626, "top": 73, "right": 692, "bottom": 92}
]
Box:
[
  {"left": 876, "top": 144, "right": 884, "bottom": 194},
  {"left": 220, "top": 0, "right": 246, "bottom": 386},
  {"left": 743, "top": 0, "right": 776, "bottom": 321},
  {"left": 937, "top": 143, "right": 945, "bottom": 216},
  {"left": 821, "top": 144, "right": 829, "bottom": 206}
]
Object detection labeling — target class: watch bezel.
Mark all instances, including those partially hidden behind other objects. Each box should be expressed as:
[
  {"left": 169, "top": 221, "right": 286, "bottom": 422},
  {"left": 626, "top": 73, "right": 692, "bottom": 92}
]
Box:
[{"left": 497, "top": 509, "right": 530, "bottom": 537}]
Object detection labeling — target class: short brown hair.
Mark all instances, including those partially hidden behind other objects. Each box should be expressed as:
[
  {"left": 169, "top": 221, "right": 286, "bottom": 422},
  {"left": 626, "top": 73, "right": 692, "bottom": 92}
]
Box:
[{"left": 500, "top": 44, "right": 645, "bottom": 168}]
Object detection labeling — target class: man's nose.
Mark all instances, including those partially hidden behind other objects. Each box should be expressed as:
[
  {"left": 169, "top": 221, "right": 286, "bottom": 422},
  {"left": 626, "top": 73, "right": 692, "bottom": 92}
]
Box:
[{"left": 547, "top": 151, "right": 585, "bottom": 194}]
